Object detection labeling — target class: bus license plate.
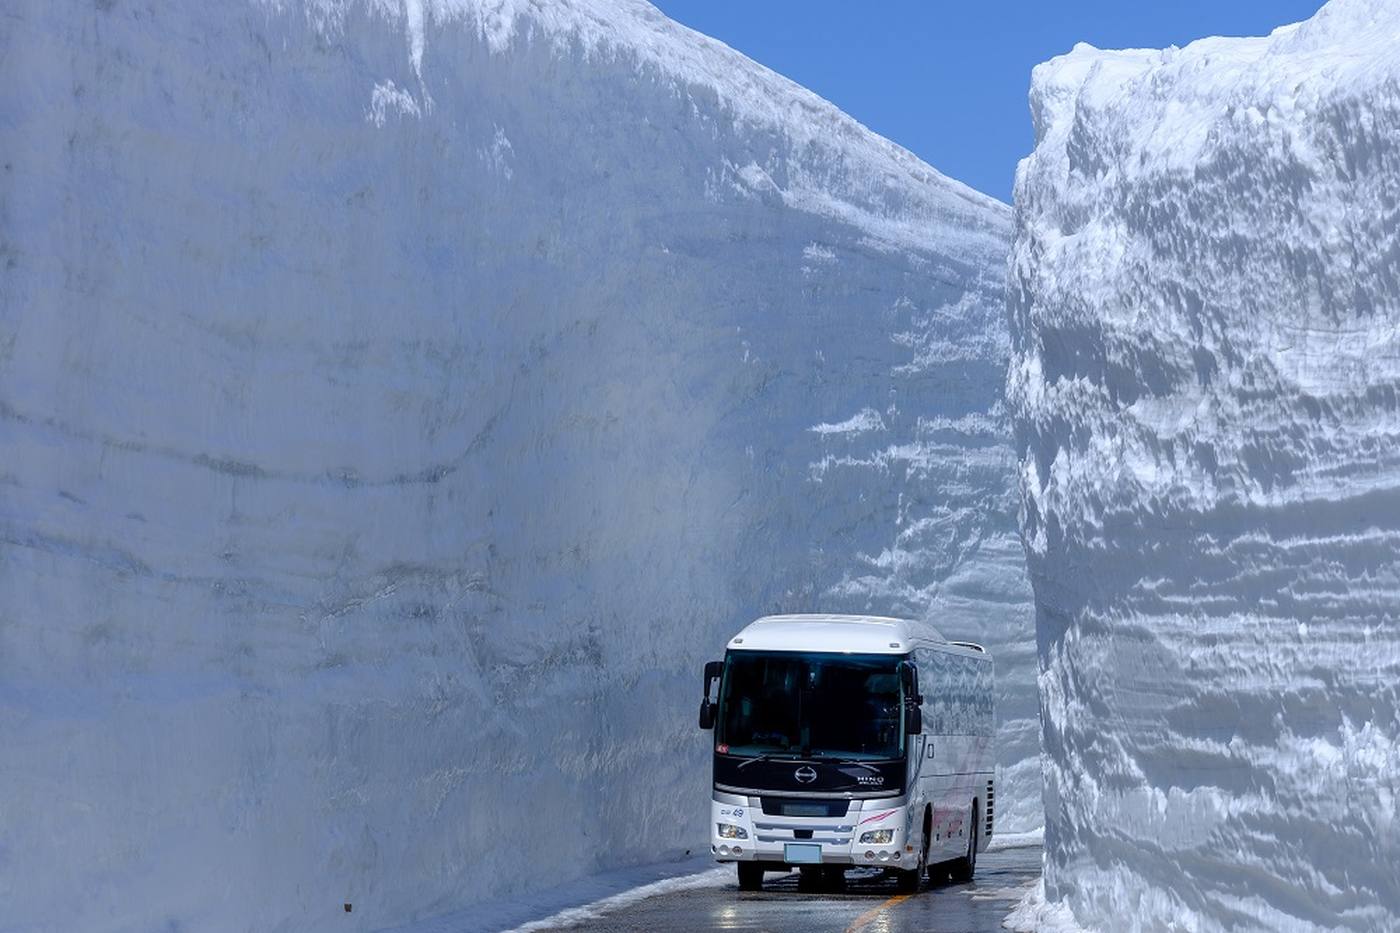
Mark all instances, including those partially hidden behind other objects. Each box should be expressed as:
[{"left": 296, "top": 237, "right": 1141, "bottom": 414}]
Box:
[{"left": 784, "top": 843, "right": 822, "bottom": 864}]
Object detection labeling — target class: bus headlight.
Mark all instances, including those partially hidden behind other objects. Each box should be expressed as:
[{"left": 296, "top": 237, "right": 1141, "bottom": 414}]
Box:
[
  {"left": 717, "top": 823, "right": 748, "bottom": 840},
  {"left": 859, "top": 829, "right": 894, "bottom": 844}
]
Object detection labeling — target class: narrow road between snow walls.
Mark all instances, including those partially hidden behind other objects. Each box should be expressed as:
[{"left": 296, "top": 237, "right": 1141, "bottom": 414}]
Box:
[{"left": 518, "top": 846, "right": 1040, "bottom": 933}]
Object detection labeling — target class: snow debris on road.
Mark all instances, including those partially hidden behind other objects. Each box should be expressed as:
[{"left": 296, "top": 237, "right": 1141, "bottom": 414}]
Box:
[
  {"left": 506, "top": 868, "right": 733, "bottom": 932},
  {"left": 1003, "top": 880, "right": 1088, "bottom": 933}
]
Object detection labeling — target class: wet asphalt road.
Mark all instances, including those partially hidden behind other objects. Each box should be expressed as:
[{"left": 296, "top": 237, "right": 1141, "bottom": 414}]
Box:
[{"left": 544, "top": 845, "right": 1040, "bottom": 932}]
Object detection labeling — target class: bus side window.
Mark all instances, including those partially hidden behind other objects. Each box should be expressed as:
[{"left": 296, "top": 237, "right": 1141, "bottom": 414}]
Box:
[{"left": 917, "top": 647, "right": 946, "bottom": 735}]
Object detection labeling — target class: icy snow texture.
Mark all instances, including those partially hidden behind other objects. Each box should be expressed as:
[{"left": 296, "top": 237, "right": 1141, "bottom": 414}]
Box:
[
  {"left": 1004, "top": 880, "right": 1087, "bottom": 933},
  {"left": 1, "top": 1, "right": 1030, "bottom": 930},
  {"left": 1010, "top": 0, "right": 1400, "bottom": 930}
]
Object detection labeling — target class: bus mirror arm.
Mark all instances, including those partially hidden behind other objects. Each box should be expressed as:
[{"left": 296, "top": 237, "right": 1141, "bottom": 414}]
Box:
[{"left": 699, "top": 660, "right": 723, "bottom": 730}]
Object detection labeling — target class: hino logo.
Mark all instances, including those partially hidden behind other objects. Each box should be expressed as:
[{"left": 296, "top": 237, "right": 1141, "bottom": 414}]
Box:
[{"left": 794, "top": 766, "right": 818, "bottom": 784}]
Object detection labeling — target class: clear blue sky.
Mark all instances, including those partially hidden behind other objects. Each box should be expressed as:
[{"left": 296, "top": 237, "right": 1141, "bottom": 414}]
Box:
[{"left": 651, "top": 0, "right": 1325, "bottom": 203}]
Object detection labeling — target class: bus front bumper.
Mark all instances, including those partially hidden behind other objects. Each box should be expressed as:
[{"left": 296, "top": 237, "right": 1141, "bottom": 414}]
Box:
[{"left": 710, "top": 793, "right": 915, "bottom": 871}]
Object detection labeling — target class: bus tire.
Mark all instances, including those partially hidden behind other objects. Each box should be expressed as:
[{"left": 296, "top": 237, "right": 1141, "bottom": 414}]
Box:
[
  {"left": 896, "top": 806, "right": 932, "bottom": 893},
  {"left": 950, "top": 802, "right": 979, "bottom": 884},
  {"left": 737, "top": 862, "right": 764, "bottom": 891}
]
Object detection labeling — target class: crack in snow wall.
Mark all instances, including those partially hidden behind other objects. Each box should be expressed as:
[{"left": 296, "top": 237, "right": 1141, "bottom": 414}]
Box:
[
  {"left": 1, "top": 1, "right": 1032, "bottom": 930},
  {"left": 1010, "top": 1, "right": 1400, "bottom": 930}
]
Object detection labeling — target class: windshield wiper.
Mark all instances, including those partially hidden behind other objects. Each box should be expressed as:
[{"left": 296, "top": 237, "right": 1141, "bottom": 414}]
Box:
[
  {"left": 735, "top": 752, "right": 801, "bottom": 770},
  {"left": 810, "top": 753, "right": 885, "bottom": 775}
]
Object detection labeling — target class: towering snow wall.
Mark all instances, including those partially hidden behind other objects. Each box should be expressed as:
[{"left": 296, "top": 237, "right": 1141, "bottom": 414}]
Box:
[
  {"left": 2, "top": 2, "right": 1029, "bottom": 930},
  {"left": 1011, "top": 1, "right": 1400, "bottom": 929}
]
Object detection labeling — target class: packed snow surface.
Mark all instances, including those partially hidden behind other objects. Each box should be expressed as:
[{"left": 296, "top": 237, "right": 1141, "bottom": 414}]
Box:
[
  {"left": 1010, "top": 0, "right": 1400, "bottom": 929},
  {"left": 2, "top": 1, "right": 1030, "bottom": 930}
]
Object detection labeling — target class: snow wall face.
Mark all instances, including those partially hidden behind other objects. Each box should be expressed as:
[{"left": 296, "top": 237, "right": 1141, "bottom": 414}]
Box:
[
  {"left": 1010, "top": 2, "right": 1400, "bottom": 930},
  {"left": 2, "top": 2, "right": 1031, "bottom": 929}
]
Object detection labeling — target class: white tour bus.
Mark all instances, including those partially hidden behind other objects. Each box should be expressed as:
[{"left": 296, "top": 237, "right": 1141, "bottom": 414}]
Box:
[{"left": 697, "top": 614, "right": 994, "bottom": 892}]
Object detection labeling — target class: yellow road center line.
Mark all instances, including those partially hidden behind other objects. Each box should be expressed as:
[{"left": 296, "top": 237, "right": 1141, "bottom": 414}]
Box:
[{"left": 844, "top": 892, "right": 912, "bottom": 933}]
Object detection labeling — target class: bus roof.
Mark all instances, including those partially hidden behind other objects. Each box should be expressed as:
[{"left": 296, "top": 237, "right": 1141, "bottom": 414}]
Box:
[{"left": 726, "top": 614, "right": 948, "bottom": 655}]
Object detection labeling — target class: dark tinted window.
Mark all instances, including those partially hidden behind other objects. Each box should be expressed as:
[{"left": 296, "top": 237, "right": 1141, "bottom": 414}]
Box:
[{"left": 716, "top": 651, "right": 904, "bottom": 760}]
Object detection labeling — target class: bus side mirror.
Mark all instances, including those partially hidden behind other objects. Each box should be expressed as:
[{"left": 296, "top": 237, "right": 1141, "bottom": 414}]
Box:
[
  {"left": 899, "top": 660, "right": 922, "bottom": 704},
  {"left": 699, "top": 660, "right": 723, "bottom": 731},
  {"left": 899, "top": 660, "right": 923, "bottom": 735}
]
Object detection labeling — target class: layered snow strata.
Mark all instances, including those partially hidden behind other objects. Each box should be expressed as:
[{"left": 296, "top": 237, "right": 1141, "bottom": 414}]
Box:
[
  {"left": 1, "top": 1, "right": 1027, "bottom": 930},
  {"left": 1010, "top": 1, "right": 1400, "bottom": 929}
]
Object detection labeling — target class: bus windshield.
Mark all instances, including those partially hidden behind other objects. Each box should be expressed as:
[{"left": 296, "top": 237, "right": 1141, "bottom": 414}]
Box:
[{"left": 716, "top": 651, "right": 904, "bottom": 761}]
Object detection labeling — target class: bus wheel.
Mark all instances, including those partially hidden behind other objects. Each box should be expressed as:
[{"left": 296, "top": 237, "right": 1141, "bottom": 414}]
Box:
[
  {"left": 896, "top": 809, "right": 930, "bottom": 893},
  {"left": 950, "top": 803, "right": 979, "bottom": 884},
  {"left": 737, "top": 862, "right": 764, "bottom": 891},
  {"left": 926, "top": 860, "right": 950, "bottom": 886},
  {"left": 925, "top": 808, "right": 948, "bottom": 884}
]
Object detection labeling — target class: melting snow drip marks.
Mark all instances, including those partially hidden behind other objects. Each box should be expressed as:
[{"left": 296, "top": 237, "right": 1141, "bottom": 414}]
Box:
[
  {"left": 403, "top": 0, "right": 426, "bottom": 71},
  {"left": 479, "top": 125, "right": 515, "bottom": 180},
  {"left": 367, "top": 79, "right": 422, "bottom": 126}
]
